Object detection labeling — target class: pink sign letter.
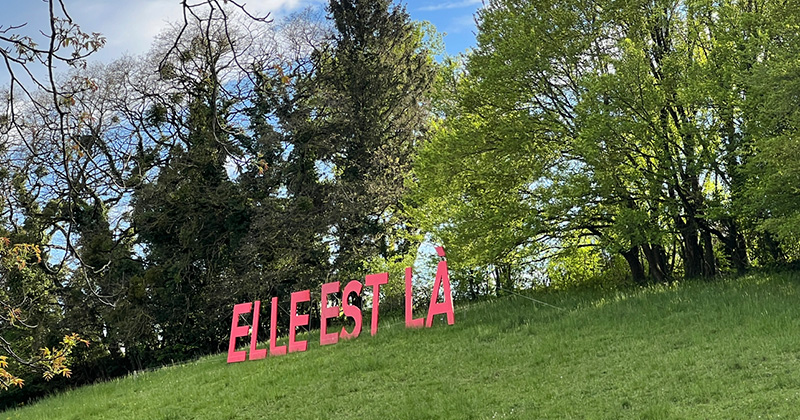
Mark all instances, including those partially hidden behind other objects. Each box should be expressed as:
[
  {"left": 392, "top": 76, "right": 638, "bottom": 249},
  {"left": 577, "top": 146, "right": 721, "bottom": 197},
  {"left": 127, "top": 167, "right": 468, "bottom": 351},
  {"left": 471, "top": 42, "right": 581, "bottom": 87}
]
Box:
[
  {"left": 289, "top": 290, "right": 311, "bottom": 353},
  {"left": 249, "top": 300, "right": 267, "bottom": 360},
  {"left": 320, "top": 281, "right": 340, "bottom": 346},
  {"left": 426, "top": 247, "right": 455, "bottom": 327},
  {"left": 340, "top": 280, "right": 363, "bottom": 340},
  {"left": 365, "top": 272, "right": 388, "bottom": 336},
  {"left": 405, "top": 267, "right": 424, "bottom": 328},
  {"left": 227, "top": 302, "right": 252, "bottom": 363},
  {"left": 269, "top": 296, "right": 287, "bottom": 356}
]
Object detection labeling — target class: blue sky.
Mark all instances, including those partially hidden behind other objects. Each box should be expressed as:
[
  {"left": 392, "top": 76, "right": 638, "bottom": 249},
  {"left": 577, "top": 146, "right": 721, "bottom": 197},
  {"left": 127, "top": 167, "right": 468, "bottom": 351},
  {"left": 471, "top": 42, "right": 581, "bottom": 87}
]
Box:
[
  {"left": 3, "top": 0, "right": 484, "bottom": 67},
  {"left": 406, "top": 0, "right": 484, "bottom": 55}
]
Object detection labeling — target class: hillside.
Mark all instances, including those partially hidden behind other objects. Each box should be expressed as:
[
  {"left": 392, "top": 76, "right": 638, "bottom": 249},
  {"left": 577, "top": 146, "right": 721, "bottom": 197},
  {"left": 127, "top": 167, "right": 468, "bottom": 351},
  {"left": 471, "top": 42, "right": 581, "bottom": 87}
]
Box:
[{"left": 8, "top": 271, "right": 800, "bottom": 419}]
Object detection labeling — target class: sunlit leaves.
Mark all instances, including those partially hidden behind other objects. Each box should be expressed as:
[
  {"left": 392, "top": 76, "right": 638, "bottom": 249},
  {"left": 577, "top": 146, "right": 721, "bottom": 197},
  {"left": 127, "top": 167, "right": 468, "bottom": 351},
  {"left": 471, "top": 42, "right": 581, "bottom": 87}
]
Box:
[
  {"left": 0, "top": 356, "right": 25, "bottom": 391},
  {"left": 414, "top": 0, "right": 800, "bottom": 286},
  {"left": 39, "top": 334, "right": 89, "bottom": 382}
]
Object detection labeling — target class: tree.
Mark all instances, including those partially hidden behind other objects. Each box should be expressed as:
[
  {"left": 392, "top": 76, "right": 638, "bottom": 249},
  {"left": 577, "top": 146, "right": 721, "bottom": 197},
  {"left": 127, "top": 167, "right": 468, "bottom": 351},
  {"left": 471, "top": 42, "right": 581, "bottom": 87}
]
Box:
[
  {"left": 740, "top": 1, "right": 800, "bottom": 262},
  {"left": 238, "top": 9, "right": 335, "bottom": 319},
  {"left": 415, "top": 0, "right": 793, "bottom": 287},
  {"left": 130, "top": 9, "right": 268, "bottom": 359},
  {"left": 238, "top": 2, "right": 438, "bottom": 321},
  {"left": 314, "top": 0, "right": 437, "bottom": 282},
  {"left": 1, "top": 0, "right": 102, "bottom": 391}
]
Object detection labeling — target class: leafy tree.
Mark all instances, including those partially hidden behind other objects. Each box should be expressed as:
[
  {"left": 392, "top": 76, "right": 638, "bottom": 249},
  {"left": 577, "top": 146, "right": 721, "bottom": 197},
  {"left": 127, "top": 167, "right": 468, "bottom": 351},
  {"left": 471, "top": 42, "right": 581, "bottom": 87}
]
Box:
[
  {"left": 740, "top": 2, "right": 800, "bottom": 262},
  {"left": 131, "top": 13, "right": 257, "bottom": 358},
  {"left": 415, "top": 0, "right": 795, "bottom": 287},
  {"left": 240, "top": 1, "right": 437, "bottom": 321},
  {"left": 0, "top": 232, "right": 90, "bottom": 391}
]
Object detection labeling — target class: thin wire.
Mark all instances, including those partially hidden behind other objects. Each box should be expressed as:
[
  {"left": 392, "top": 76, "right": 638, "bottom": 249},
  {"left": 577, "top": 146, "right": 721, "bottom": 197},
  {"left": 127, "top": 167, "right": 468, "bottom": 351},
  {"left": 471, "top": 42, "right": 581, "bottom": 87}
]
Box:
[
  {"left": 501, "top": 289, "right": 566, "bottom": 311},
  {"left": 382, "top": 289, "right": 566, "bottom": 330},
  {"left": 244, "top": 288, "right": 567, "bottom": 337}
]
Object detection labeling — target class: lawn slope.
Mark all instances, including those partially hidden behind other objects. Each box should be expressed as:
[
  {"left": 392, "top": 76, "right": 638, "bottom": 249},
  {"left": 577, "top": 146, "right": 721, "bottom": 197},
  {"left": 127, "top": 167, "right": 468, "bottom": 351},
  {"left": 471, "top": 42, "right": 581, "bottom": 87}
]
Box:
[{"left": 8, "top": 271, "right": 800, "bottom": 419}]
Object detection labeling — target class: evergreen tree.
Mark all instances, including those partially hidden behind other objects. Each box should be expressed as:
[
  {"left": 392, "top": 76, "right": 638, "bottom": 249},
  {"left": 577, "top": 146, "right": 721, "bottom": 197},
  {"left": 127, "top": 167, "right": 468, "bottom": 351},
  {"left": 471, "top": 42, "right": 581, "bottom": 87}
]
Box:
[{"left": 317, "top": 0, "right": 436, "bottom": 280}]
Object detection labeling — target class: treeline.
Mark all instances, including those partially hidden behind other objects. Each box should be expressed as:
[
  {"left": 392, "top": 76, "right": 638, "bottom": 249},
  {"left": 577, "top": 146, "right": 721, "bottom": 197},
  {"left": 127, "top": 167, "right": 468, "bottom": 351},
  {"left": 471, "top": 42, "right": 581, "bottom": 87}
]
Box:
[
  {"left": 3, "top": 0, "right": 800, "bottom": 407},
  {"left": 415, "top": 0, "right": 800, "bottom": 291}
]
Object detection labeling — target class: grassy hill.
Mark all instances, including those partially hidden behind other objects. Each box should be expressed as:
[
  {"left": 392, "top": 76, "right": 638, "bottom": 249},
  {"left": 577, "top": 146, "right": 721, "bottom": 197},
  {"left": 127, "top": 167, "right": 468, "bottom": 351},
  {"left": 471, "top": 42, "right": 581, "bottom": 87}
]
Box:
[{"left": 7, "top": 271, "right": 800, "bottom": 419}]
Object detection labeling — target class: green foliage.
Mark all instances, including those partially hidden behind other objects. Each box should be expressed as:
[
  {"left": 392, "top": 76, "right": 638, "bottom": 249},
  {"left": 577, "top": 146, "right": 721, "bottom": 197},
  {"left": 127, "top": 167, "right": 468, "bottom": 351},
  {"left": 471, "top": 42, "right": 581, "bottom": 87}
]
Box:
[
  {"left": 123, "top": 0, "right": 437, "bottom": 362},
  {"left": 414, "top": 0, "right": 800, "bottom": 288},
  {"left": 0, "top": 237, "right": 87, "bottom": 392},
  {"left": 361, "top": 229, "right": 422, "bottom": 314},
  {"left": 740, "top": 14, "right": 800, "bottom": 256},
  {"left": 545, "top": 237, "right": 632, "bottom": 291},
  {"left": 132, "top": 91, "right": 251, "bottom": 356}
]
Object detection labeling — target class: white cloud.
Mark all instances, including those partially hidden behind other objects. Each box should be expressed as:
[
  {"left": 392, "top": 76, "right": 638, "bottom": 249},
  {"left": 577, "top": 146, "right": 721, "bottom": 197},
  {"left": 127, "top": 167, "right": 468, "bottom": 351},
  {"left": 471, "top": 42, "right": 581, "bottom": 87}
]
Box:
[
  {"left": 417, "top": 0, "right": 483, "bottom": 12},
  {"left": 444, "top": 13, "right": 478, "bottom": 35},
  {"left": 1, "top": 0, "right": 325, "bottom": 87},
  {"left": 67, "top": 0, "right": 322, "bottom": 62}
]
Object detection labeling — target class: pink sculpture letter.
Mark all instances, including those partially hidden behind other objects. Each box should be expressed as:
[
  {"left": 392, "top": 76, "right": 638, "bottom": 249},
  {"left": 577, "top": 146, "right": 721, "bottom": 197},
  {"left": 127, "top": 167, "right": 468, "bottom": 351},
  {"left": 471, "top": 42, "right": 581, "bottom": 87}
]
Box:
[
  {"left": 365, "top": 272, "right": 388, "bottom": 336},
  {"left": 269, "top": 296, "right": 287, "bottom": 356},
  {"left": 426, "top": 247, "right": 455, "bottom": 327},
  {"left": 289, "top": 290, "right": 311, "bottom": 353},
  {"left": 340, "top": 280, "right": 363, "bottom": 339},
  {"left": 320, "top": 282, "right": 340, "bottom": 346},
  {"left": 227, "top": 302, "right": 252, "bottom": 363},
  {"left": 405, "top": 267, "right": 424, "bottom": 328},
  {"left": 249, "top": 300, "right": 267, "bottom": 360}
]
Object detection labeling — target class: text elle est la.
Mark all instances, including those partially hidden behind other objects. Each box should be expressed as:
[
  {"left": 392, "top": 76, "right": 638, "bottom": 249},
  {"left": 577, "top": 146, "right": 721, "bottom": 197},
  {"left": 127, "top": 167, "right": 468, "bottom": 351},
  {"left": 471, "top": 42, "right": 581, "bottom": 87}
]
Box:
[{"left": 227, "top": 247, "right": 455, "bottom": 363}]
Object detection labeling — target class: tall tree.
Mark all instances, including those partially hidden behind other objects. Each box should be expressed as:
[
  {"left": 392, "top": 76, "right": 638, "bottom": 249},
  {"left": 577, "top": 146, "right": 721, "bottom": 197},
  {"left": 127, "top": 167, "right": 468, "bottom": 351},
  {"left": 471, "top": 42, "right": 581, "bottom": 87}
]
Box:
[
  {"left": 131, "top": 11, "right": 260, "bottom": 358},
  {"left": 315, "top": 0, "right": 436, "bottom": 281},
  {"left": 740, "top": 1, "right": 800, "bottom": 262}
]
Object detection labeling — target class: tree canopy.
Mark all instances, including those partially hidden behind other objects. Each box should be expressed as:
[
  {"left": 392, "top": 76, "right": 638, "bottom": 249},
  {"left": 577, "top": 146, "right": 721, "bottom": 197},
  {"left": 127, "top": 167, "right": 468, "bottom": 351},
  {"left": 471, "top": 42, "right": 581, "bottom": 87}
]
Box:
[{"left": 414, "top": 0, "right": 800, "bottom": 289}]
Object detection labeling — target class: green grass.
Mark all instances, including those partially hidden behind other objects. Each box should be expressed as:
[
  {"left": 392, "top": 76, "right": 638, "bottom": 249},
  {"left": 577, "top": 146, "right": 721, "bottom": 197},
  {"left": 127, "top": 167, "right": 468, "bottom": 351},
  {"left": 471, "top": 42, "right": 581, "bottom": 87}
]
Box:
[{"left": 7, "top": 270, "right": 800, "bottom": 419}]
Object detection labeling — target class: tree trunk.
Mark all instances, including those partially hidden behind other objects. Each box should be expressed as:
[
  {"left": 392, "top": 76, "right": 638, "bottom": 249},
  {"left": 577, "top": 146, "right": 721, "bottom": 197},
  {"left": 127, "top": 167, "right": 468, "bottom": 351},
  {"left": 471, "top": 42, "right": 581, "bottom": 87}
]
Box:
[
  {"left": 621, "top": 246, "right": 647, "bottom": 286},
  {"left": 733, "top": 229, "right": 749, "bottom": 273},
  {"left": 719, "top": 219, "right": 749, "bottom": 274},
  {"left": 493, "top": 266, "right": 502, "bottom": 296},
  {"left": 684, "top": 235, "right": 703, "bottom": 279},
  {"left": 642, "top": 243, "right": 669, "bottom": 283},
  {"left": 676, "top": 216, "right": 704, "bottom": 279},
  {"left": 468, "top": 273, "right": 477, "bottom": 300},
  {"left": 502, "top": 263, "right": 514, "bottom": 291},
  {"left": 701, "top": 229, "right": 717, "bottom": 277}
]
